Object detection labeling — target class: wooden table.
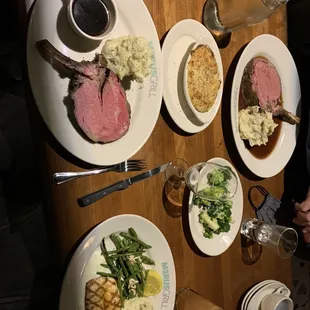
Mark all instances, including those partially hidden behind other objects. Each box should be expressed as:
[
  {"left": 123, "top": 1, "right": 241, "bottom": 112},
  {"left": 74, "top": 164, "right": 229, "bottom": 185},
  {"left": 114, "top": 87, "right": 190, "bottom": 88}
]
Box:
[{"left": 33, "top": 1, "right": 291, "bottom": 309}]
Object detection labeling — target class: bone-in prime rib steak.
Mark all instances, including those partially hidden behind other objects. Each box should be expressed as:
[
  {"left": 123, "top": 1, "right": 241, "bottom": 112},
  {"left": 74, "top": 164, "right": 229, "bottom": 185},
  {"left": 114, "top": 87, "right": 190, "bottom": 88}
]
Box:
[
  {"left": 241, "top": 57, "right": 300, "bottom": 125},
  {"left": 36, "top": 40, "right": 130, "bottom": 143}
]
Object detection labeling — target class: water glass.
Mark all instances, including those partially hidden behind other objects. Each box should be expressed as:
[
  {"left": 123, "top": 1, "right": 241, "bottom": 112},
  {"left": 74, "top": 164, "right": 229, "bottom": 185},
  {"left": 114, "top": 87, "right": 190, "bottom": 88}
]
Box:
[
  {"left": 176, "top": 288, "right": 223, "bottom": 310},
  {"left": 203, "top": 0, "right": 287, "bottom": 37},
  {"left": 241, "top": 219, "right": 298, "bottom": 258}
]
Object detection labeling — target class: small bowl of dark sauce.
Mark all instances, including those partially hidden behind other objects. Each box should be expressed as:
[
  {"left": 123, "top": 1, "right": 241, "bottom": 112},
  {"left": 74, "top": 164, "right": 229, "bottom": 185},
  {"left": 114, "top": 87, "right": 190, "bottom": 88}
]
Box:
[{"left": 68, "top": 0, "right": 118, "bottom": 40}]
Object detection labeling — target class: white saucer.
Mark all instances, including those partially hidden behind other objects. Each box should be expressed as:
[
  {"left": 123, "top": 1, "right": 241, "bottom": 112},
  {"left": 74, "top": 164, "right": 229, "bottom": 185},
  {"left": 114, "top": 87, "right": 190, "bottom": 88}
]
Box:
[
  {"left": 247, "top": 282, "right": 290, "bottom": 310},
  {"left": 241, "top": 280, "right": 279, "bottom": 310},
  {"left": 241, "top": 280, "right": 276, "bottom": 310},
  {"left": 162, "top": 19, "right": 222, "bottom": 133}
]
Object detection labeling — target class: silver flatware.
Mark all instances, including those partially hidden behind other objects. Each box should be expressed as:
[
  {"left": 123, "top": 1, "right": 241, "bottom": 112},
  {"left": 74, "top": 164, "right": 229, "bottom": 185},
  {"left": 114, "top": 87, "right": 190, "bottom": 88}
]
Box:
[
  {"left": 78, "top": 162, "right": 171, "bottom": 207},
  {"left": 53, "top": 160, "right": 147, "bottom": 185}
]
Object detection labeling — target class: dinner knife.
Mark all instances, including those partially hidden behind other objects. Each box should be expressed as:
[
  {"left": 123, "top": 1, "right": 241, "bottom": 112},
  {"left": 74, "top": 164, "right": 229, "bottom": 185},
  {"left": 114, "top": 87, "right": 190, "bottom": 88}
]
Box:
[{"left": 78, "top": 162, "right": 171, "bottom": 207}]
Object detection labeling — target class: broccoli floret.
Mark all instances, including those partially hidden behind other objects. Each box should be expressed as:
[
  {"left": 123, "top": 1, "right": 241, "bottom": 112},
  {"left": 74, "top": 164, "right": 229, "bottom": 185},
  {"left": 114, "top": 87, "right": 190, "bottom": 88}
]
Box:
[
  {"left": 197, "top": 167, "right": 235, "bottom": 238},
  {"left": 207, "top": 205, "right": 218, "bottom": 219},
  {"left": 203, "top": 228, "right": 214, "bottom": 239},
  {"left": 218, "top": 220, "right": 230, "bottom": 233},
  {"left": 202, "top": 186, "right": 226, "bottom": 200},
  {"left": 219, "top": 167, "right": 232, "bottom": 182},
  {"left": 223, "top": 199, "right": 233, "bottom": 209},
  {"left": 193, "top": 195, "right": 211, "bottom": 208},
  {"left": 225, "top": 208, "right": 232, "bottom": 218},
  {"left": 207, "top": 169, "right": 225, "bottom": 186},
  {"left": 199, "top": 211, "right": 220, "bottom": 231}
]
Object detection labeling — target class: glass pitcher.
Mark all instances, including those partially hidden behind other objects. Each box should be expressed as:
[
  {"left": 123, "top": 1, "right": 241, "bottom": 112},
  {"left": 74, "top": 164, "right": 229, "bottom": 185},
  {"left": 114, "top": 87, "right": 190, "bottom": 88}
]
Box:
[{"left": 203, "top": 0, "right": 288, "bottom": 37}]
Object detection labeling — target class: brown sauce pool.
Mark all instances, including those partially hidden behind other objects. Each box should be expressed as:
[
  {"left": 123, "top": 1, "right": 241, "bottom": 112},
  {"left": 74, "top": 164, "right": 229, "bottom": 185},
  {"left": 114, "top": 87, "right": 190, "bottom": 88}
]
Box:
[{"left": 239, "top": 91, "right": 282, "bottom": 159}]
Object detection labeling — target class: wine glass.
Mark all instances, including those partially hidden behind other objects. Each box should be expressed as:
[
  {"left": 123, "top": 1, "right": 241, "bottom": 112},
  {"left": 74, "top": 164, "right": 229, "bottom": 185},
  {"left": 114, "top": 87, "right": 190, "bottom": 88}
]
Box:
[
  {"left": 184, "top": 162, "right": 238, "bottom": 201},
  {"left": 164, "top": 158, "right": 188, "bottom": 217}
]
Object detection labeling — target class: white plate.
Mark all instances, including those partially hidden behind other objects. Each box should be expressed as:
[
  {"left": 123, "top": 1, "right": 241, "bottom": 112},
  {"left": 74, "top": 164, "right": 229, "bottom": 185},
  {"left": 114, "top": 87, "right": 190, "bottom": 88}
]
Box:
[
  {"left": 183, "top": 35, "right": 223, "bottom": 124},
  {"left": 188, "top": 157, "right": 243, "bottom": 256},
  {"left": 59, "top": 214, "right": 176, "bottom": 310},
  {"left": 162, "top": 19, "right": 222, "bottom": 133},
  {"left": 247, "top": 282, "right": 290, "bottom": 310},
  {"left": 231, "top": 34, "right": 301, "bottom": 178},
  {"left": 241, "top": 280, "right": 279, "bottom": 310},
  {"left": 27, "top": 0, "right": 163, "bottom": 166}
]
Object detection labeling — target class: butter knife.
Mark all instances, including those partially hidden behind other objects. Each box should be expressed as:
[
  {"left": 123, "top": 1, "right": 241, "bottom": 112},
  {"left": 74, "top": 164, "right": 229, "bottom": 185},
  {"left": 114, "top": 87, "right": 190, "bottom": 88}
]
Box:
[{"left": 78, "top": 162, "right": 171, "bottom": 207}]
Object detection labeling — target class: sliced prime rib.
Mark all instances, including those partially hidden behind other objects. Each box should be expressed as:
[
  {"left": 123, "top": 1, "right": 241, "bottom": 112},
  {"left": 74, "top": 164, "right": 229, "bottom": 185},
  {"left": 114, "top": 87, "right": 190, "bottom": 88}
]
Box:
[
  {"left": 241, "top": 57, "right": 300, "bottom": 125},
  {"left": 36, "top": 40, "right": 130, "bottom": 143}
]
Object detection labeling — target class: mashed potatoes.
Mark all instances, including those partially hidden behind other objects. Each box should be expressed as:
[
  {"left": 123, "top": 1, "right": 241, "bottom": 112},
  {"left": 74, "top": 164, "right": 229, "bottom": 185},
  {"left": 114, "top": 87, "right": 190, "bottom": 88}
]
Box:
[
  {"left": 102, "top": 35, "right": 153, "bottom": 82},
  {"left": 239, "top": 106, "right": 278, "bottom": 147},
  {"left": 124, "top": 297, "right": 154, "bottom": 310}
]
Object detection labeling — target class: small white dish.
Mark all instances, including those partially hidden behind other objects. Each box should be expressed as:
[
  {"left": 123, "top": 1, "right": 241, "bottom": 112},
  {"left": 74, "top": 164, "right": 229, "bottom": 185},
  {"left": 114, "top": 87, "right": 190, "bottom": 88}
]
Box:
[
  {"left": 67, "top": 0, "right": 118, "bottom": 41},
  {"left": 188, "top": 157, "right": 243, "bottom": 256},
  {"left": 261, "top": 290, "right": 293, "bottom": 310},
  {"left": 247, "top": 282, "right": 290, "bottom": 310},
  {"left": 162, "top": 19, "right": 222, "bottom": 133},
  {"left": 183, "top": 36, "right": 223, "bottom": 124}
]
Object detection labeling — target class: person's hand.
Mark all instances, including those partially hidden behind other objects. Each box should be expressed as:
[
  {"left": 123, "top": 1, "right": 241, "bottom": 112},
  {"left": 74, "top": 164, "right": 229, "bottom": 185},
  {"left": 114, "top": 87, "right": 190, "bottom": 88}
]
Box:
[
  {"left": 293, "top": 198, "right": 310, "bottom": 226},
  {"left": 293, "top": 188, "right": 310, "bottom": 243}
]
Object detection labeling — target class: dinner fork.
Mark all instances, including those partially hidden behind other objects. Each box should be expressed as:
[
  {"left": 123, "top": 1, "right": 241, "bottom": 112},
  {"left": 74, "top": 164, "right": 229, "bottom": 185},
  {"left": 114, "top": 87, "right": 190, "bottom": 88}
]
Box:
[{"left": 53, "top": 160, "right": 147, "bottom": 185}]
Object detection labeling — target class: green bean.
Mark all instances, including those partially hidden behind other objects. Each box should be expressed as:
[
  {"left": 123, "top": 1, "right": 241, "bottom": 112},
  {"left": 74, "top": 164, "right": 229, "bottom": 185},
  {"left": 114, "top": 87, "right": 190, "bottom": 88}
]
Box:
[
  {"left": 110, "top": 251, "right": 145, "bottom": 259},
  {"left": 120, "top": 232, "right": 152, "bottom": 249},
  {"left": 97, "top": 272, "right": 118, "bottom": 277},
  {"left": 136, "top": 264, "right": 145, "bottom": 284},
  {"left": 124, "top": 259, "right": 135, "bottom": 275},
  {"left": 117, "top": 272, "right": 124, "bottom": 307},
  {"left": 100, "top": 264, "right": 110, "bottom": 269},
  {"left": 141, "top": 255, "right": 155, "bottom": 265},
  {"left": 136, "top": 284, "right": 143, "bottom": 297},
  {"left": 110, "top": 234, "right": 120, "bottom": 249},
  {"left": 102, "top": 241, "right": 119, "bottom": 273},
  {"left": 140, "top": 282, "right": 145, "bottom": 294},
  {"left": 127, "top": 243, "right": 140, "bottom": 252},
  {"left": 106, "top": 245, "right": 132, "bottom": 254},
  {"left": 115, "top": 235, "right": 125, "bottom": 247},
  {"left": 136, "top": 260, "right": 145, "bottom": 272},
  {"left": 133, "top": 263, "right": 140, "bottom": 273},
  {"left": 128, "top": 227, "right": 138, "bottom": 238},
  {"left": 140, "top": 270, "right": 145, "bottom": 294},
  {"left": 123, "top": 271, "right": 141, "bottom": 283},
  {"left": 118, "top": 258, "right": 129, "bottom": 277},
  {"left": 123, "top": 285, "right": 129, "bottom": 298},
  {"left": 104, "top": 255, "right": 119, "bottom": 273}
]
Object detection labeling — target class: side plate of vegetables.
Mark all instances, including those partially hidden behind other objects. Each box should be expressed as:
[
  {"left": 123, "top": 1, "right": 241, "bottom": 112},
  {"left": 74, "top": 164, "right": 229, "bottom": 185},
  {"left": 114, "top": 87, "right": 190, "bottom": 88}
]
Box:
[{"left": 188, "top": 157, "right": 243, "bottom": 256}]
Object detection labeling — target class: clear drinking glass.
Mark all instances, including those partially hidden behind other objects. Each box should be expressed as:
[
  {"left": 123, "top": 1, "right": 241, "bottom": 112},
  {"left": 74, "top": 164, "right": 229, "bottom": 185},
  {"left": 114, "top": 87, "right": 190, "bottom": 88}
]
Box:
[
  {"left": 164, "top": 158, "right": 188, "bottom": 216},
  {"left": 203, "top": 0, "right": 288, "bottom": 37},
  {"left": 176, "top": 288, "right": 223, "bottom": 310},
  {"left": 240, "top": 219, "right": 298, "bottom": 259},
  {"left": 184, "top": 162, "right": 238, "bottom": 201}
]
